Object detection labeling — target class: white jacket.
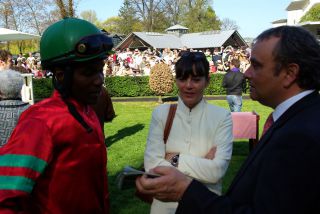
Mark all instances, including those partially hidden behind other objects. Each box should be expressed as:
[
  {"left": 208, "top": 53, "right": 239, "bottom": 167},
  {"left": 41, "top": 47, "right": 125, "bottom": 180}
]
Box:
[{"left": 144, "top": 97, "right": 233, "bottom": 214}]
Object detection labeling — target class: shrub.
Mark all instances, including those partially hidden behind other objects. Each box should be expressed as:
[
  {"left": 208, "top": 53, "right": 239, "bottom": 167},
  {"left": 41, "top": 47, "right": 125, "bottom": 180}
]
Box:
[
  {"left": 33, "top": 73, "right": 235, "bottom": 100},
  {"left": 149, "top": 63, "right": 174, "bottom": 96},
  {"left": 33, "top": 78, "right": 54, "bottom": 101}
]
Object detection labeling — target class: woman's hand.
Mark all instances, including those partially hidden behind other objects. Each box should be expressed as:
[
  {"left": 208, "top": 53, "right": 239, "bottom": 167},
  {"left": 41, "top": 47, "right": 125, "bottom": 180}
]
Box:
[{"left": 204, "top": 146, "right": 217, "bottom": 160}]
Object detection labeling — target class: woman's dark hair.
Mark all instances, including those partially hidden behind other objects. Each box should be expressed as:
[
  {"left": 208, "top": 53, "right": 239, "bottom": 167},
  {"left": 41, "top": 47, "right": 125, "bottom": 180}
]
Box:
[
  {"left": 255, "top": 26, "right": 320, "bottom": 90},
  {"left": 175, "top": 51, "right": 209, "bottom": 80}
]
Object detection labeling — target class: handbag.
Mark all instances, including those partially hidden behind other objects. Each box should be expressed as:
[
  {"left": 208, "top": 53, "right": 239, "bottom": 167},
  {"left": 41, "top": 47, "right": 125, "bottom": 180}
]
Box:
[{"left": 135, "top": 103, "right": 177, "bottom": 203}]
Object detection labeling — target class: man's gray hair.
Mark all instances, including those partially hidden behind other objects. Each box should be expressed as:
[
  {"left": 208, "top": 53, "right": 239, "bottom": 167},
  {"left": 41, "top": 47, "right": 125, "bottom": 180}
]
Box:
[{"left": 0, "top": 69, "right": 24, "bottom": 100}]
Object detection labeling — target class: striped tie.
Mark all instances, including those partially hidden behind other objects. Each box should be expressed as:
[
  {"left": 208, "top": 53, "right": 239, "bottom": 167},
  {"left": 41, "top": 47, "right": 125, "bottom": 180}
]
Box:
[{"left": 262, "top": 113, "right": 274, "bottom": 136}]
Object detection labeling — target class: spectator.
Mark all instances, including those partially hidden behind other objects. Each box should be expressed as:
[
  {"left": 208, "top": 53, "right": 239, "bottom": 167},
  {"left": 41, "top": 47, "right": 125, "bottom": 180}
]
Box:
[
  {"left": 136, "top": 25, "right": 320, "bottom": 214},
  {"left": 143, "top": 51, "right": 233, "bottom": 214},
  {"left": 222, "top": 58, "right": 245, "bottom": 112},
  {"left": 0, "top": 50, "right": 13, "bottom": 71},
  {"left": 91, "top": 86, "right": 116, "bottom": 132},
  {"left": 0, "top": 69, "right": 30, "bottom": 147}
]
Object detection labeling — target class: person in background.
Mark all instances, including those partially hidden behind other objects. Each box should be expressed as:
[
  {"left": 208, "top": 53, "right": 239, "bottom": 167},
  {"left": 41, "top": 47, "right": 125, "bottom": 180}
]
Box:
[
  {"left": 143, "top": 51, "right": 233, "bottom": 214},
  {"left": 0, "top": 18, "right": 113, "bottom": 213},
  {"left": 222, "top": 58, "right": 245, "bottom": 112},
  {"left": 136, "top": 25, "right": 320, "bottom": 214},
  {"left": 0, "top": 69, "right": 30, "bottom": 147},
  {"left": 91, "top": 85, "right": 116, "bottom": 132},
  {"left": 0, "top": 50, "right": 13, "bottom": 71},
  {"left": 212, "top": 48, "right": 222, "bottom": 69}
]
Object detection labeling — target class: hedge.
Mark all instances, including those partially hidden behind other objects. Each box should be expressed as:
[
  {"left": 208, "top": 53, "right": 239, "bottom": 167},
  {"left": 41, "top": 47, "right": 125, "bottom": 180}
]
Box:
[{"left": 33, "top": 74, "right": 233, "bottom": 99}]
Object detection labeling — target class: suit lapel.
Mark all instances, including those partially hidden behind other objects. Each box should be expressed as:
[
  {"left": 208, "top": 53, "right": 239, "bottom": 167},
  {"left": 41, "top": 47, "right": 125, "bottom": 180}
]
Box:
[{"left": 227, "top": 91, "right": 320, "bottom": 193}]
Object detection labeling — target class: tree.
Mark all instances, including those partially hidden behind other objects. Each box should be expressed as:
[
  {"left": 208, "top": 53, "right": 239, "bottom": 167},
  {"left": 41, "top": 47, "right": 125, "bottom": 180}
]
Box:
[
  {"left": 54, "top": 0, "right": 78, "bottom": 18},
  {"left": 80, "top": 9, "right": 98, "bottom": 24},
  {"left": 118, "top": 0, "right": 170, "bottom": 32},
  {"left": 0, "top": 0, "right": 59, "bottom": 52},
  {"left": 118, "top": 0, "right": 221, "bottom": 33},
  {"left": 163, "top": 0, "right": 185, "bottom": 25},
  {"left": 182, "top": 0, "right": 220, "bottom": 32},
  {"left": 200, "top": 6, "right": 221, "bottom": 30},
  {"left": 300, "top": 3, "right": 320, "bottom": 22},
  {"left": 101, "top": 16, "right": 122, "bottom": 34},
  {"left": 117, "top": 0, "right": 143, "bottom": 35},
  {"left": 129, "top": 0, "right": 164, "bottom": 32},
  {"left": 220, "top": 18, "right": 239, "bottom": 31}
]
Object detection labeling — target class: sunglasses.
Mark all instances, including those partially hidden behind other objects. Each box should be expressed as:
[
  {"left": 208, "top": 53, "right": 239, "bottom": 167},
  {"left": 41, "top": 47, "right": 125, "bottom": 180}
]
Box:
[
  {"left": 181, "top": 51, "right": 206, "bottom": 60},
  {"left": 73, "top": 34, "right": 114, "bottom": 57}
]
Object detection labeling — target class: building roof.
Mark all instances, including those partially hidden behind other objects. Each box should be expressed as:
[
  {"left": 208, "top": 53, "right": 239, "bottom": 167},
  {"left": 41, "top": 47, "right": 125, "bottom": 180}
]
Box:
[
  {"left": 272, "top": 19, "right": 288, "bottom": 24},
  {"left": 165, "top": 24, "right": 189, "bottom": 31},
  {"left": 116, "top": 30, "right": 247, "bottom": 50},
  {"left": 180, "top": 30, "right": 236, "bottom": 48},
  {"left": 286, "top": 0, "right": 309, "bottom": 11}
]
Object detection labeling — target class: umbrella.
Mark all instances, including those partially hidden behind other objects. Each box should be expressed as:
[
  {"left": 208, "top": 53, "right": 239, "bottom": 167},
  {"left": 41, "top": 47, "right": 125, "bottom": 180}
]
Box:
[{"left": 0, "top": 28, "right": 40, "bottom": 41}]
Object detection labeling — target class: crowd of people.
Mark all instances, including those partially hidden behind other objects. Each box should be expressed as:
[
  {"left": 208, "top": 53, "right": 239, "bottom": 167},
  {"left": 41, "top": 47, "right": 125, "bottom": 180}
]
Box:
[
  {"left": 103, "top": 45, "right": 251, "bottom": 77},
  {"left": 1, "top": 16, "right": 320, "bottom": 214},
  {"left": 11, "top": 44, "right": 251, "bottom": 79}
]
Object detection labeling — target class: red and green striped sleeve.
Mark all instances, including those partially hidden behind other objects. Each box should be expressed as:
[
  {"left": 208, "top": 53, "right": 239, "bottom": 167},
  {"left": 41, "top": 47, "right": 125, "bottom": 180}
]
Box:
[
  {"left": 0, "top": 117, "right": 53, "bottom": 212},
  {"left": 0, "top": 154, "right": 48, "bottom": 193}
]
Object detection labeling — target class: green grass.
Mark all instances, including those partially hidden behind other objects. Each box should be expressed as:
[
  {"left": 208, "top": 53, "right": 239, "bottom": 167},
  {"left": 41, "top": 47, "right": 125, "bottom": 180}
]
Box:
[{"left": 105, "top": 99, "right": 272, "bottom": 213}]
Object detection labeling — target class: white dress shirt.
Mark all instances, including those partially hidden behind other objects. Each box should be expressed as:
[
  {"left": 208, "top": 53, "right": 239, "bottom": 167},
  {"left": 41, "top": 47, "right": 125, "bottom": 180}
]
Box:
[{"left": 273, "top": 90, "right": 314, "bottom": 122}]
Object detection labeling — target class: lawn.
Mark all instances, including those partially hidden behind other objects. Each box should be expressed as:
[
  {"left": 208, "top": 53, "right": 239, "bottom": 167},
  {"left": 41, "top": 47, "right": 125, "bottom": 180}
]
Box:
[{"left": 104, "top": 99, "right": 272, "bottom": 213}]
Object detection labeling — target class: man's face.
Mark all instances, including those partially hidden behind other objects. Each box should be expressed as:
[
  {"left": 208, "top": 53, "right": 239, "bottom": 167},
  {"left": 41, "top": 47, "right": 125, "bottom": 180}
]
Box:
[
  {"left": 71, "top": 59, "right": 104, "bottom": 105},
  {"left": 244, "top": 37, "right": 286, "bottom": 108}
]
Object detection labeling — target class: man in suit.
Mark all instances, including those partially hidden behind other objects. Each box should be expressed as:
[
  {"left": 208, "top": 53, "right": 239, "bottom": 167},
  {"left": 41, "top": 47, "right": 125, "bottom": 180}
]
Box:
[{"left": 136, "top": 25, "right": 320, "bottom": 213}]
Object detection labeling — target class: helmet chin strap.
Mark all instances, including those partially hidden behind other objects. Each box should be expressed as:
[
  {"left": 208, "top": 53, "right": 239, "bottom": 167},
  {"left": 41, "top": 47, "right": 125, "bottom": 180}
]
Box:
[
  {"left": 52, "top": 66, "right": 93, "bottom": 133},
  {"left": 52, "top": 66, "right": 73, "bottom": 99}
]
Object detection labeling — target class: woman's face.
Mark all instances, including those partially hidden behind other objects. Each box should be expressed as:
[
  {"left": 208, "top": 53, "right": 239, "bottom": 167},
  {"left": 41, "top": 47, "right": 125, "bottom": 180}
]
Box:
[{"left": 176, "top": 75, "right": 209, "bottom": 109}]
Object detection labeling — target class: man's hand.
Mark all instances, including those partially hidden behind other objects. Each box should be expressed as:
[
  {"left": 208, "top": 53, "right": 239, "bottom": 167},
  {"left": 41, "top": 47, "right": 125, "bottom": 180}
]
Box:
[
  {"left": 135, "top": 166, "right": 192, "bottom": 202},
  {"left": 204, "top": 146, "right": 217, "bottom": 160},
  {"left": 165, "top": 152, "right": 179, "bottom": 162}
]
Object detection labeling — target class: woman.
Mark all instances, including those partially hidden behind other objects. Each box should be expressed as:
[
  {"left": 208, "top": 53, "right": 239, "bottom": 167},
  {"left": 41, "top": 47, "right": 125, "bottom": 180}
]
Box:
[{"left": 144, "top": 51, "right": 233, "bottom": 214}]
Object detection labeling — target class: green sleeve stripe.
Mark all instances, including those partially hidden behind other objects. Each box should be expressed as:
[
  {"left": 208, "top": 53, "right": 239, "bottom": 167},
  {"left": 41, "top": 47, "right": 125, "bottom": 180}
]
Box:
[
  {"left": 0, "top": 176, "right": 35, "bottom": 193},
  {"left": 0, "top": 154, "right": 47, "bottom": 173}
]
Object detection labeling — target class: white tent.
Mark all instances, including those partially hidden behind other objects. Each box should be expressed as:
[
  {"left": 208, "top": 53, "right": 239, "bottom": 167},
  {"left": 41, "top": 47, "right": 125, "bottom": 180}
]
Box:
[{"left": 0, "top": 28, "right": 40, "bottom": 41}]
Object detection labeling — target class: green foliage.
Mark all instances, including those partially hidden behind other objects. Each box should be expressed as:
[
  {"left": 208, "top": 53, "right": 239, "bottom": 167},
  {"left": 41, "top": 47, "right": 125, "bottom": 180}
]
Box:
[
  {"left": 80, "top": 10, "right": 99, "bottom": 24},
  {"left": 300, "top": 3, "right": 320, "bottom": 22},
  {"left": 33, "top": 74, "right": 237, "bottom": 100},
  {"left": 33, "top": 78, "right": 54, "bottom": 100},
  {"left": 182, "top": 0, "right": 221, "bottom": 32},
  {"left": 105, "top": 76, "right": 154, "bottom": 97},
  {"left": 205, "top": 73, "right": 226, "bottom": 95},
  {"left": 0, "top": 40, "right": 39, "bottom": 55},
  {"left": 117, "top": 0, "right": 143, "bottom": 35},
  {"left": 115, "top": 0, "right": 222, "bottom": 34},
  {"left": 101, "top": 16, "right": 123, "bottom": 33}
]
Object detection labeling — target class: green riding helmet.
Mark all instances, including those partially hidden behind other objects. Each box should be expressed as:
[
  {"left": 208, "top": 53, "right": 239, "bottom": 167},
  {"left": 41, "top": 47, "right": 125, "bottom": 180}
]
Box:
[{"left": 40, "top": 17, "right": 113, "bottom": 69}]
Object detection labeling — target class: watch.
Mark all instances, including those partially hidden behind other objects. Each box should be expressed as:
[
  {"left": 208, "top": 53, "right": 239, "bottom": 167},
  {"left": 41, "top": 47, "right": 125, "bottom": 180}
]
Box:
[{"left": 171, "top": 154, "right": 180, "bottom": 167}]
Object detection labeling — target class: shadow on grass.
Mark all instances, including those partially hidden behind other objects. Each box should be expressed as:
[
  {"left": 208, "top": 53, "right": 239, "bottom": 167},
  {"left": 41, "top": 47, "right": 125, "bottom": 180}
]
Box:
[
  {"left": 105, "top": 123, "right": 145, "bottom": 147},
  {"left": 109, "top": 174, "right": 150, "bottom": 214}
]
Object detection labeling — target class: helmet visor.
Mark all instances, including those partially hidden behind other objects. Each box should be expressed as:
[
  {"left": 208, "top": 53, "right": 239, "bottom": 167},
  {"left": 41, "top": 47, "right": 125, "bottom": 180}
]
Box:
[{"left": 74, "top": 34, "right": 113, "bottom": 57}]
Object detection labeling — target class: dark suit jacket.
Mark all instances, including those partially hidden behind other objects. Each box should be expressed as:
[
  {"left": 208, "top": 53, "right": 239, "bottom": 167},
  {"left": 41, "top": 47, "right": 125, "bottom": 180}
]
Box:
[{"left": 177, "top": 91, "right": 320, "bottom": 214}]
